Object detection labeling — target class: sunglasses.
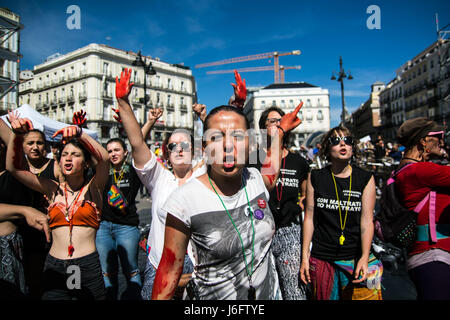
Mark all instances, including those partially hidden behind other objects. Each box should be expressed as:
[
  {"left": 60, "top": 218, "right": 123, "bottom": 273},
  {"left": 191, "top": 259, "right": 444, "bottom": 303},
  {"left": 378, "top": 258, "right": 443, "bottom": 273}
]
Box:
[
  {"left": 329, "top": 136, "right": 354, "bottom": 146},
  {"left": 266, "top": 118, "right": 282, "bottom": 125},
  {"left": 427, "top": 131, "right": 444, "bottom": 140},
  {"left": 167, "top": 141, "right": 191, "bottom": 152}
]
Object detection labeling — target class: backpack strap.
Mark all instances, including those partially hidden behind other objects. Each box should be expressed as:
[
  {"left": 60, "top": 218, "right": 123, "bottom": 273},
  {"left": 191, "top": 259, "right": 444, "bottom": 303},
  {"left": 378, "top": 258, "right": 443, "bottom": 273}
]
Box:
[{"left": 387, "top": 163, "right": 414, "bottom": 185}]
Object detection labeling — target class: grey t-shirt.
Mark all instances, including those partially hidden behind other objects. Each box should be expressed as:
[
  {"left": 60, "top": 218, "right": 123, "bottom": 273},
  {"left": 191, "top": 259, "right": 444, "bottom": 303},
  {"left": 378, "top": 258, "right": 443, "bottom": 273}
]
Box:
[{"left": 161, "top": 167, "right": 280, "bottom": 300}]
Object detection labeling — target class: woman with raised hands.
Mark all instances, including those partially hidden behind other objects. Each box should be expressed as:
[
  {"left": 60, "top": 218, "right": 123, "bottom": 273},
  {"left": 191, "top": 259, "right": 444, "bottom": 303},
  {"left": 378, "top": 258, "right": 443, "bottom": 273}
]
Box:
[
  {"left": 115, "top": 68, "right": 205, "bottom": 300},
  {"left": 0, "top": 116, "right": 50, "bottom": 299},
  {"left": 6, "top": 116, "right": 110, "bottom": 300},
  {"left": 151, "top": 100, "right": 302, "bottom": 300}
]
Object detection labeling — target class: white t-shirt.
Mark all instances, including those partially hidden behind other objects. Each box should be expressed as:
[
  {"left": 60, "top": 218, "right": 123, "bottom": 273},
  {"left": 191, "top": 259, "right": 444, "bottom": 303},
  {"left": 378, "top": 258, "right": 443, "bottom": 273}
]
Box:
[
  {"left": 161, "top": 167, "right": 280, "bottom": 300},
  {"left": 132, "top": 152, "right": 206, "bottom": 268}
]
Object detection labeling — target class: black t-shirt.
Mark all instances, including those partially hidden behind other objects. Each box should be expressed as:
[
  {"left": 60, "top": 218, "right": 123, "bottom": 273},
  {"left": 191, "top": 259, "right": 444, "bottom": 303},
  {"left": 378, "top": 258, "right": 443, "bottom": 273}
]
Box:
[
  {"left": 310, "top": 165, "right": 372, "bottom": 261},
  {"left": 248, "top": 149, "right": 310, "bottom": 228},
  {"left": 0, "top": 170, "right": 33, "bottom": 207},
  {"left": 101, "top": 163, "right": 141, "bottom": 226}
]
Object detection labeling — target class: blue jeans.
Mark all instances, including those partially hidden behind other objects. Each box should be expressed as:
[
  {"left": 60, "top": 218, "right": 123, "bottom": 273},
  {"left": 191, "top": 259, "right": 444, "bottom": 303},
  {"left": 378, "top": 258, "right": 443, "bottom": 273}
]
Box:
[{"left": 95, "top": 221, "right": 142, "bottom": 300}]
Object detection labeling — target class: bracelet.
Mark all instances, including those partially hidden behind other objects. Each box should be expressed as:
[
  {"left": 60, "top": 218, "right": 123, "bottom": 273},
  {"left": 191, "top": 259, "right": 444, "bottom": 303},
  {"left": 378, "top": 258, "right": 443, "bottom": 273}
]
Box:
[
  {"left": 75, "top": 126, "right": 83, "bottom": 138},
  {"left": 277, "top": 126, "right": 286, "bottom": 135}
]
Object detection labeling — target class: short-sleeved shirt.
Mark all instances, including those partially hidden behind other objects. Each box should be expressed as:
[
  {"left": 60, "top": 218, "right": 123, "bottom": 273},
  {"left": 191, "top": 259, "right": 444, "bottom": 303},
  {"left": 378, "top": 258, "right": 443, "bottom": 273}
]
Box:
[
  {"left": 310, "top": 165, "right": 373, "bottom": 261},
  {"left": 161, "top": 167, "right": 280, "bottom": 300},
  {"left": 248, "top": 150, "right": 310, "bottom": 228},
  {"left": 101, "top": 163, "right": 141, "bottom": 226},
  {"left": 133, "top": 152, "right": 206, "bottom": 268}
]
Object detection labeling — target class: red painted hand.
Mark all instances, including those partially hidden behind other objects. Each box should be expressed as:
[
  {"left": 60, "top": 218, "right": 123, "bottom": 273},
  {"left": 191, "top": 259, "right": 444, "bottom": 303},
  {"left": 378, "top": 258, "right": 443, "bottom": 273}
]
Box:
[
  {"left": 8, "top": 115, "right": 34, "bottom": 134},
  {"left": 279, "top": 101, "right": 303, "bottom": 133},
  {"left": 52, "top": 125, "right": 81, "bottom": 144},
  {"left": 230, "top": 70, "right": 247, "bottom": 108},
  {"left": 115, "top": 68, "right": 134, "bottom": 101},
  {"left": 72, "top": 109, "right": 87, "bottom": 127},
  {"left": 112, "top": 107, "right": 122, "bottom": 123}
]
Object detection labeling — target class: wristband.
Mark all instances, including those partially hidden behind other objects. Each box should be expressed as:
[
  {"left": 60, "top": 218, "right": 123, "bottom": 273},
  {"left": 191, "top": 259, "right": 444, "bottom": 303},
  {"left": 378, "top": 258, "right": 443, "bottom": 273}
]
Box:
[
  {"left": 76, "top": 126, "right": 83, "bottom": 138},
  {"left": 277, "top": 126, "right": 286, "bottom": 135}
]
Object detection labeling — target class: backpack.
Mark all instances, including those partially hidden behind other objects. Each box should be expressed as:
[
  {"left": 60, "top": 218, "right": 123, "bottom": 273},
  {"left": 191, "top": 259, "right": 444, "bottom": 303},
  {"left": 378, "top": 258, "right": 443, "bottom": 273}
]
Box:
[{"left": 374, "top": 163, "right": 432, "bottom": 248}]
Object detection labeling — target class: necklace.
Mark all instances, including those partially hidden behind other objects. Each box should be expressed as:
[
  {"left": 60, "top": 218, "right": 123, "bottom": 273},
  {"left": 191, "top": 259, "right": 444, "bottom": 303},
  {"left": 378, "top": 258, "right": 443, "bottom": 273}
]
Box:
[
  {"left": 402, "top": 157, "right": 421, "bottom": 162},
  {"left": 275, "top": 153, "right": 286, "bottom": 211},
  {"left": 113, "top": 167, "right": 124, "bottom": 185},
  {"left": 208, "top": 174, "right": 256, "bottom": 300},
  {"left": 64, "top": 183, "right": 85, "bottom": 257},
  {"left": 331, "top": 165, "right": 352, "bottom": 246}
]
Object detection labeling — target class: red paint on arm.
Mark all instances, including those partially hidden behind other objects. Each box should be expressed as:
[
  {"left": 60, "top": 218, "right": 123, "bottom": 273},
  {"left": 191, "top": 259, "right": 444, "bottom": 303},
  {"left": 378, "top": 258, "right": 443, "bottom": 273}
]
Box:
[
  {"left": 151, "top": 248, "right": 183, "bottom": 300},
  {"left": 79, "top": 138, "right": 103, "bottom": 162},
  {"left": 12, "top": 135, "right": 25, "bottom": 169}
]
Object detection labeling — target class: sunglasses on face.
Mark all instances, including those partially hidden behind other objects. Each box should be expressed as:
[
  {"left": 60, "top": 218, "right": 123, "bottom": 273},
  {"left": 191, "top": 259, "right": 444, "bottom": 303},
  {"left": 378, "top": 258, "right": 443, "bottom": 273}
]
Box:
[
  {"left": 329, "top": 136, "right": 354, "bottom": 146},
  {"left": 167, "top": 141, "right": 191, "bottom": 152},
  {"left": 266, "top": 118, "right": 282, "bottom": 125}
]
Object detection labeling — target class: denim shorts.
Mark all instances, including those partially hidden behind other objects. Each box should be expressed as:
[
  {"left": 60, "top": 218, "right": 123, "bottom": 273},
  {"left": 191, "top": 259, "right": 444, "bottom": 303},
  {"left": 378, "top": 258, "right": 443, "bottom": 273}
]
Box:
[{"left": 42, "top": 251, "right": 106, "bottom": 300}]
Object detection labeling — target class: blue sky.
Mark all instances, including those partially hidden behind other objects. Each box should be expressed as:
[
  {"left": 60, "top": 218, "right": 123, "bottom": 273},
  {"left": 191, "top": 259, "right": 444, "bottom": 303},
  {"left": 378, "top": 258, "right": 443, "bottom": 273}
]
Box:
[{"left": 4, "top": 0, "right": 450, "bottom": 127}]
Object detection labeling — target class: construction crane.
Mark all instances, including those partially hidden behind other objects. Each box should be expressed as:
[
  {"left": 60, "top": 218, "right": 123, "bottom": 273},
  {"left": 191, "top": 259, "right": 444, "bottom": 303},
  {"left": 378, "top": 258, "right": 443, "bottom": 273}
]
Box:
[
  {"left": 195, "top": 50, "right": 301, "bottom": 83},
  {"left": 206, "top": 65, "right": 301, "bottom": 83}
]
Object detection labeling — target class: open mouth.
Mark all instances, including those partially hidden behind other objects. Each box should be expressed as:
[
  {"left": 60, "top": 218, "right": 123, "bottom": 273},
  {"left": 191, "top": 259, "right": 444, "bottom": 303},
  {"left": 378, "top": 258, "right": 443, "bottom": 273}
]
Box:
[{"left": 64, "top": 164, "right": 73, "bottom": 171}]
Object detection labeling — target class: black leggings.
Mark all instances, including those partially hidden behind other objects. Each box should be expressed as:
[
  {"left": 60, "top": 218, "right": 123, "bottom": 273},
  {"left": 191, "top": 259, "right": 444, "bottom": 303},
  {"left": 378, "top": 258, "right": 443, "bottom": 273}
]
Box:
[
  {"left": 42, "top": 251, "right": 106, "bottom": 300},
  {"left": 409, "top": 261, "right": 450, "bottom": 300}
]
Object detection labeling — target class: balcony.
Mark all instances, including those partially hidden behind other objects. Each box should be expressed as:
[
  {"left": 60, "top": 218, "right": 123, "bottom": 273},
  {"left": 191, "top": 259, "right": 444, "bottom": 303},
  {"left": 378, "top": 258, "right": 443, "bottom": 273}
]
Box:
[
  {"left": 102, "top": 91, "right": 113, "bottom": 99},
  {"left": 59, "top": 96, "right": 66, "bottom": 104},
  {"left": 68, "top": 72, "right": 75, "bottom": 80},
  {"left": 180, "top": 104, "right": 187, "bottom": 113},
  {"left": 79, "top": 91, "right": 87, "bottom": 101},
  {"left": 166, "top": 104, "right": 175, "bottom": 112},
  {"left": 50, "top": 98, "right": 58, "bottom": 106},
  {"left": 67, "top": 94, "right": 75, "bottom": 102}
]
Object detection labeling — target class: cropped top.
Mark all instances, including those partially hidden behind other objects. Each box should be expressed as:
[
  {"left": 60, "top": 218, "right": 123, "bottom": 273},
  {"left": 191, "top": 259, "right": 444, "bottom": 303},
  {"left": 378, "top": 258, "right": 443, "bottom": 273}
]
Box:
[{"left": 48, "top": 200, "right": 101, "bottom": 230}]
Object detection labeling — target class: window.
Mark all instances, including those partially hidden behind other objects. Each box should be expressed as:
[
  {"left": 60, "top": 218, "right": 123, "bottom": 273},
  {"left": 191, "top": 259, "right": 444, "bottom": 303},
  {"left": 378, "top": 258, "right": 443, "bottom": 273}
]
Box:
[
  {"left": 289, "top": 100, "right": 294, "bottom": 107},
  {"left": 306, "top": 99, "right": 311, "bottom": 107},
  {"left": 261, "top": 100, "right": 265, "bottom": 108},
  {"left": 103, "top": 62, "right": 109, "bottom": 74},
  {"left": 167, "top": 94, "right": 172, "bottom": 106},
  {"left": 317, "top": 110, "right": 324, "bottom": 120},
  {"left": 180, "top": 81, "right": 184, "bottom": 91},
  {"left": 281, "top": 100, "right": 285, "bottom": 108}
]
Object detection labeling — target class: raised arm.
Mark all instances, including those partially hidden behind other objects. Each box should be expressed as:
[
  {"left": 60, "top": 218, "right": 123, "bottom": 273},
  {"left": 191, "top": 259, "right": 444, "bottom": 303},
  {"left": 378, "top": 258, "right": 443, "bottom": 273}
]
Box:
[
  {"left": 6, "top": 118, "right": 57, "bottom": 198},
  {"left": 115, "top": 68, "right": 151, "bottom": 168},
  {"left": 151, "top": 213, "right": 190, "bottom": 300},
  {"left": 261, "top": 101, "right": 303, "bottom": 191},
  {"left": 141, "top": 107, "right": 163, "bottom": 140},
  {"left": 229, "top": 70, "right": 247, "bottom": 109}
]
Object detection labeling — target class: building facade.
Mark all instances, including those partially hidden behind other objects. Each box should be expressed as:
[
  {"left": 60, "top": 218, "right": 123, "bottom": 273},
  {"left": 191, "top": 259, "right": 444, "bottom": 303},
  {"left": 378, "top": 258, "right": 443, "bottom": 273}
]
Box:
[
  {"left": 0, "top": 8, "right": 22, "bottom": 112},
  {"left": 243, "top": 82, "right": 330, "bottom": 147},
  {"left": 380, "top": 40, "right": 450, "bottom": 142},
  {"left": 349, "top": 81, "right": 385, "bottom": 140},
  {"left": 18, "top": 43, "right": 196, "bottom": 144}
]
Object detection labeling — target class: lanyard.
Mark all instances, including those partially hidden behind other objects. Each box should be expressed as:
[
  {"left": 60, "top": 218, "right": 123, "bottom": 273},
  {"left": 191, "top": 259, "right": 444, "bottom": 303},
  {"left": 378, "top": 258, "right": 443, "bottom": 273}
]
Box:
[{"left": 331, "top": 166, "right": 352, "bottom": 246}]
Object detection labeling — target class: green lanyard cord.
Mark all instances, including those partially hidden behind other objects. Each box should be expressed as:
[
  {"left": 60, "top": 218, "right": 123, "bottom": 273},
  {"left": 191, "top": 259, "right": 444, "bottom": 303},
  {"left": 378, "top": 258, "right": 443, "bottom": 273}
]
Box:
[{"left": 208, "top": 174, "right": 256, "bottom": 281}]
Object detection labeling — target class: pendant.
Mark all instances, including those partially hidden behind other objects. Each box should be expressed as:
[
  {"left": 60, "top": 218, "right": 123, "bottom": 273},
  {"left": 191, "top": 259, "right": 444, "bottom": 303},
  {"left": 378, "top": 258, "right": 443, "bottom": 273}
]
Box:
[
  {"left": 276, "top": 204, "right": 281, "bottom": 211},
  {"left": 248, "top": 285, "right": 256, "bottom": 300},
  {"left": 253, "top": 209, "right": 264, "bottom": 220},
  {"left": 339, "top": 234, "right": 345, "bottom": 246}
]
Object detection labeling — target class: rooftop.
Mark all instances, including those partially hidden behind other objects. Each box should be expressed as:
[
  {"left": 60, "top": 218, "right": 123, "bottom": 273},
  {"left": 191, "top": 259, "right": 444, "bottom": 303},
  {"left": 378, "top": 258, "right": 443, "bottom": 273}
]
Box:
[{"left": 263, "top": 82, "right": 318, "bottom": 90}]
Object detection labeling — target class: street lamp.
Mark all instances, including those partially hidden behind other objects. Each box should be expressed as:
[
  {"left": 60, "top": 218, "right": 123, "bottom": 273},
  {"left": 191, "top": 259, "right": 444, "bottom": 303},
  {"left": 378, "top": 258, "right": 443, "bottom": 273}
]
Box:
[
  {"left": 132, "top": 50, "right": 156, "bottom": 107},
  {"left": 331, "top": 56, "right": 353, "bottom": 125}
]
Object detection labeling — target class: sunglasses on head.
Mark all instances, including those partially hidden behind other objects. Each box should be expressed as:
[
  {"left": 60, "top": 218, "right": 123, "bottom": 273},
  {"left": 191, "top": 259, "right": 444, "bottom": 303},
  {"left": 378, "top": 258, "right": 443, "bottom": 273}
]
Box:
[
  {"left": 329, "top": 136, "right": 354, "bottom": 146},
  {"left": 427, "top": 131, "right": 444, "bottom": 140},
  {"left": 167, "top": 141, "right": 191, "bottom": 152}
]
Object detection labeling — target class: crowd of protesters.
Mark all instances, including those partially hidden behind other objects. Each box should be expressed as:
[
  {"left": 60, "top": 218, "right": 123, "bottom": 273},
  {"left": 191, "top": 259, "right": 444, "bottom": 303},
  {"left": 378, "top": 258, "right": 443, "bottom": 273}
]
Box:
[{"left": 0, "top": 69, "right": 448, "bottom": 301}]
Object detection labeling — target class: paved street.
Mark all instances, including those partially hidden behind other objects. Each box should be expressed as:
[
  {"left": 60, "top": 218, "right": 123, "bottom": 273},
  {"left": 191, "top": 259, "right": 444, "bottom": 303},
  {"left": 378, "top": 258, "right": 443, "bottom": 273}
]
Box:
[{"left": 116, "top": 193, "right": 417, "bottom": 300}]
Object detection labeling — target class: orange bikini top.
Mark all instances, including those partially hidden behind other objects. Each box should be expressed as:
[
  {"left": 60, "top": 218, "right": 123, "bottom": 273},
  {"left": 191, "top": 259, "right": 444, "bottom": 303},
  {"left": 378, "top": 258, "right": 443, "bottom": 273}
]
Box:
[{"left": 48, "top": 200, "right": 101, "bottom": 230}]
